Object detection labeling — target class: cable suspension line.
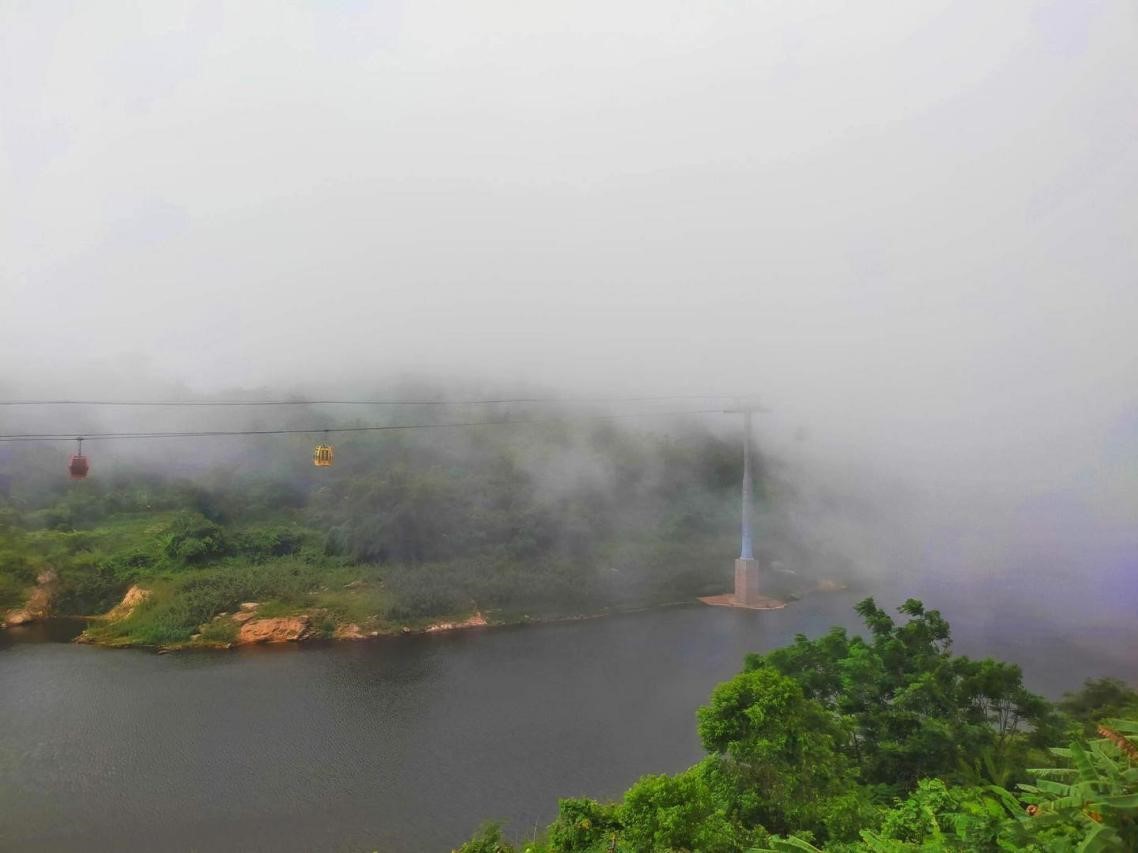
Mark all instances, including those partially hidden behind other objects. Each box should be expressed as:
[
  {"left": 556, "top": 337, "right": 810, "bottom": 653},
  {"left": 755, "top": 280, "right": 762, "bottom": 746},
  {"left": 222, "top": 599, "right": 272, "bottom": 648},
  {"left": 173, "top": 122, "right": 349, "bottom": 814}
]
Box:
[
  {"left": 0, "top": 394, "right": 738, "bottom": 408},
  {"left": 0, "top": 408, "right": 725, "bottom": 443}
]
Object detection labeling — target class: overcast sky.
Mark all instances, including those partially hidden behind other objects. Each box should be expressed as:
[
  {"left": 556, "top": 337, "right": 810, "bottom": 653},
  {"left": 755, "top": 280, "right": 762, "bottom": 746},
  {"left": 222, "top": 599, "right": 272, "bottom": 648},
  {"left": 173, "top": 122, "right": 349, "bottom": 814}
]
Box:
[{"left": 2, "top": 1, "right": 1136, "bottom": 494}]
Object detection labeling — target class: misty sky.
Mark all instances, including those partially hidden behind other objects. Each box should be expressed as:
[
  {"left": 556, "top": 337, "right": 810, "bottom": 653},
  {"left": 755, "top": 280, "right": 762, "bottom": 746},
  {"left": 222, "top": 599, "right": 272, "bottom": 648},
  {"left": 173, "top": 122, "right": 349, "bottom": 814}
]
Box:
[{"left": 2, "top": 1, "right": 1137, "bottom": 493}]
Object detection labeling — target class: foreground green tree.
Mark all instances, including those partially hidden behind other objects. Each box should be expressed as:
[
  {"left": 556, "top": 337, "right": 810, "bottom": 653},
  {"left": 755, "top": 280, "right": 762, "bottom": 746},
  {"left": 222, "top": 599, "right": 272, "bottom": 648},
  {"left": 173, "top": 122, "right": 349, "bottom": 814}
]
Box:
[
  {"left": 762, "top": 718, "right": 1138, "bottom": 851},
  {"left": 697, "top": 666, "right": 871, "bottom": 842},
  {"left": 1016, "top": 719, "right": 1138, "bottom": 851},
  {"left": 621, "top": 761, "right": 749, "bottom": 852},
  {"left": 545, "top": 798, "right": 622, "bottom": 852},
  {"left": 751, "top": 598, "right": 1058, "bottom": 792}
]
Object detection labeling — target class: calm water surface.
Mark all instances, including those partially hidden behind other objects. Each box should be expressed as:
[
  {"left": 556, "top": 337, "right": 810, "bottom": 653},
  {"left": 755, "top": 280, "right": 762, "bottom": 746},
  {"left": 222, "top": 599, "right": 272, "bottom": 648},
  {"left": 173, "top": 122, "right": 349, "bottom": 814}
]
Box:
[{"left": 3, "top": 589, "right": 1137, "bottom": 853}]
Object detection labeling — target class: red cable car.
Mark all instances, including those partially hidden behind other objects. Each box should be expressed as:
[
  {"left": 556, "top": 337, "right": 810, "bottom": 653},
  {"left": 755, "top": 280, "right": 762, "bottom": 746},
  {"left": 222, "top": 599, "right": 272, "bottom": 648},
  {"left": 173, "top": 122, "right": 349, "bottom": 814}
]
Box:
[{"left": 68, "top": 438, "right": 89, "bottom": 480}]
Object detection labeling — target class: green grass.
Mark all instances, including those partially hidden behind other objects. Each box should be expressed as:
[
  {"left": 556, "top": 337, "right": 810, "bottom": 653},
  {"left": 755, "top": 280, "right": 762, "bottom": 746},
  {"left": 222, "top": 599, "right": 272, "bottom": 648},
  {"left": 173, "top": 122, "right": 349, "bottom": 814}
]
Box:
[
  {"left": 310, "top": 583, "right": 390, "bottom": 627},
  {"left": 196, "top": 617, "right": 238, "bottom": 645},
  {"left": 83, "top": 557, "right": 331, "bottom": 646},
  {"left": 4, "top": 512, "right": 182, "bottom": 615},
  {"left": 243, "top": 599, "right": 298, "bottom": 619}
]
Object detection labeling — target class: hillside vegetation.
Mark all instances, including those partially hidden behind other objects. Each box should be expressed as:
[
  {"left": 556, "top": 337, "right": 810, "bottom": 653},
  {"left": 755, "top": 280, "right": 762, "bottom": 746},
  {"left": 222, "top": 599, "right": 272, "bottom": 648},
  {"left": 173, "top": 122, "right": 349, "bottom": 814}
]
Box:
[{"left": 0, "top": 418, "right": 804, "bottom": 646}]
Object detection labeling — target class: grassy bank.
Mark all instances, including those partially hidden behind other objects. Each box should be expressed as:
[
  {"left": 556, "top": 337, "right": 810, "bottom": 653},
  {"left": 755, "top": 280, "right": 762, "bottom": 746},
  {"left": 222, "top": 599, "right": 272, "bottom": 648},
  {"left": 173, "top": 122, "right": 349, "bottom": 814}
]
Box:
[{"left": 2, "top": 504, "right": 740, "bottom": 648}]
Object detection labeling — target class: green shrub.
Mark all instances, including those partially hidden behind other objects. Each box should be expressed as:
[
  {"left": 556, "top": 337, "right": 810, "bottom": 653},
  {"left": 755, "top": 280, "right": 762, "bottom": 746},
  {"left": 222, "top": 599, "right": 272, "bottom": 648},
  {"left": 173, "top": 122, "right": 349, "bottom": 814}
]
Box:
[
  {"left": 88, "top": 558, "right": 327, "bottom": 645},
  {"left": 454, "top": 822, "right": 515, "bottom": 853},
  {"left": 54, "top": 560, "right": 126, "bottom": 615},
  {"left": 0, "top": 573, "right": 28, "bottom": 609},
  {"left": 0, "top": 548, "right": 39, "bottom": 585},
  {"left": 621, "top": 763, "right": 749, "bottom": 853},
  {"left": 197, "top": 618, "right": 238, "bottom": 645},
  {"left": 230, "top": 525, "right": 307, "bottom": 559},
  {"left": 163, "top": 512, "right": 230, "bottom": 565},
  {"left": 546, "top": 798, "right": 621, "bottom": 852}
]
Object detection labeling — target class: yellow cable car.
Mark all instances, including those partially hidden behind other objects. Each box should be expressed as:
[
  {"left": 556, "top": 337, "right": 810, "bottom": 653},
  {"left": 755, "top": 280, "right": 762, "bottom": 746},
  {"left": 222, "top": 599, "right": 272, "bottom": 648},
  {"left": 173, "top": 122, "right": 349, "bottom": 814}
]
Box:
[{"left": 313, "top": 434, "right": 334, "bottom": 467}]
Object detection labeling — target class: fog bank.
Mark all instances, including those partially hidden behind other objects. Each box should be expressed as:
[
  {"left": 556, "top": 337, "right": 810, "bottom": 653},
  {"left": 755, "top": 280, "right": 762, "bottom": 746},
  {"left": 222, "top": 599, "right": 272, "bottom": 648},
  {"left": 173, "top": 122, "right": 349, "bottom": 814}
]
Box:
[{"left": 3, "top": 1, "right": 1136, "bottom": 621}]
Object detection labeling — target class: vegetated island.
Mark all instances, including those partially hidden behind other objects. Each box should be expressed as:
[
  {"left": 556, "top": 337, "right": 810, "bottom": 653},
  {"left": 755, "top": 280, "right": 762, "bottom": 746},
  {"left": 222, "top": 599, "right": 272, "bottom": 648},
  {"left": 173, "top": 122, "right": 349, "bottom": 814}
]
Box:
[
  {"left": 452, "top": 598, "right": 1138, "bottom": 853},
  {"left": 0, "top": 416, "right": 838, "bottom": 650}
]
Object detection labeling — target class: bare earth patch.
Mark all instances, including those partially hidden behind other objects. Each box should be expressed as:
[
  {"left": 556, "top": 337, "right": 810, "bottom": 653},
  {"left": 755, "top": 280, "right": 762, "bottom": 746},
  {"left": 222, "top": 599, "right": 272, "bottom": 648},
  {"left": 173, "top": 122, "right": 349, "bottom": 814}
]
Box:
[
  {"left": 698, "top": 593, "right": 786, "bottom": 610},
  {"left": 3, "top": 568, "right": 59, "bottom": 627},
  {"left": 424, "top": 611, "right": 488, "bottom": 633},
  {"left": 104, "top": 585, "right": 152, "bottom": 620},
  {"left": 236, "top": 616, "right": 310, "bottom": 644}
]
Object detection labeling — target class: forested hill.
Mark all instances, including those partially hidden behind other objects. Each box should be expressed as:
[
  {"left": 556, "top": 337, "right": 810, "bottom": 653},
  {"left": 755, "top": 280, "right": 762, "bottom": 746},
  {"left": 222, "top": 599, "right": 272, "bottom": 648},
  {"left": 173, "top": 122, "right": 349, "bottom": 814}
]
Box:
[{"left": 0, "top": 413, "right": 824, "bottom": 647}]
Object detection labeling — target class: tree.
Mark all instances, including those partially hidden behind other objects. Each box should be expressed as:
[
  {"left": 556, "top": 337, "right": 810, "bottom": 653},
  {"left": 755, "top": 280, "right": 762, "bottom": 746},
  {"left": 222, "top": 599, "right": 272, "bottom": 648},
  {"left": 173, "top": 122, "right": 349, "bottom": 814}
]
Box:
[
  {"left": 163, "top": 511, "right": 230, "bottom": 564},
  {"left": 752, "top": 598, "right": 1054, "bottom": 792},
  {"left": 545, "top": 798, "right": 621, "bottom": 852},
  {"left": 1059, "top": 678, "right": 1138, "bottom": 736},
  {"left": 621, "top": 761, "right": 746, "bottom": 852},
  {"left": 454, "top": 821, "right": 516, "bottom": 853},
  {"left": 697, "top": 666, "right": 869, "bottom": 841}
]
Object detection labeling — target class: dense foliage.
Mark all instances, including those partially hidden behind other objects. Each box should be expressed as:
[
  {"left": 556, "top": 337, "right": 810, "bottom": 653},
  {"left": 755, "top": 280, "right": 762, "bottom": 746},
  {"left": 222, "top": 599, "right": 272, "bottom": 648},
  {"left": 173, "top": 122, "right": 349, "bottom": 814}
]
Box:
[
  {"left": 751, "top": 598, "right": 1062, "bottom": 794},
  {"left": 455, "top": 600, "right": 1138, "bottom": 852}
]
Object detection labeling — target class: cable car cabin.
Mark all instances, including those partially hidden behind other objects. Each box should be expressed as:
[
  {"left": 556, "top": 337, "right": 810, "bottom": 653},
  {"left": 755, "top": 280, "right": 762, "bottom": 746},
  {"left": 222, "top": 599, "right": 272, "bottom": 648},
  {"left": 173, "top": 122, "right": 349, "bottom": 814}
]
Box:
[
  {"left": 68, "top": 453, "right": 89, "bottom": 479},
  {"left": 313, "top": 443, "right": 334, "bottom": 467}
]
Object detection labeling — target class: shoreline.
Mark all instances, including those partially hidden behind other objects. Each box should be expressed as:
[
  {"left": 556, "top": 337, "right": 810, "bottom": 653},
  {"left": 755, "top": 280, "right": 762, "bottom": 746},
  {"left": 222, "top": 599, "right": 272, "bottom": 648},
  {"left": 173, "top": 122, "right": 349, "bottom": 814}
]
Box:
[
  {"left": 155, "top": 597, "right": 713, "bottom": 652},
  {"left": 6, "top": 580, "right": 847, "bottom": 653},
  {"left": 7, "top": 595, "right": 786, "bottom": 652}
]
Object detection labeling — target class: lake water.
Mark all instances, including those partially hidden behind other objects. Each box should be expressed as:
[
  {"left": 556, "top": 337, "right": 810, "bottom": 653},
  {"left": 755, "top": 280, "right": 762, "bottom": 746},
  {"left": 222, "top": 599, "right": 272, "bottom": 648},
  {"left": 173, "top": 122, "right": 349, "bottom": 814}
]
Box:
[{"left": 3, "top": 587, "right": 1138, "bottom": 852}]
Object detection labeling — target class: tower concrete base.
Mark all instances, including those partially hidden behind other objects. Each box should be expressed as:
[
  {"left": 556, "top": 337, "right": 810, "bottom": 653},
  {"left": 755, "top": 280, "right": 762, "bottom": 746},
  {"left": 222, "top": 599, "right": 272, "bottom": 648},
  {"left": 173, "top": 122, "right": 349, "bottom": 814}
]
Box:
[
  {"left": 734, "top": 558, "right": 761, "bottom": 606},
  {"left": 698, "top": 557, "right": 786, "bottom": 610}
]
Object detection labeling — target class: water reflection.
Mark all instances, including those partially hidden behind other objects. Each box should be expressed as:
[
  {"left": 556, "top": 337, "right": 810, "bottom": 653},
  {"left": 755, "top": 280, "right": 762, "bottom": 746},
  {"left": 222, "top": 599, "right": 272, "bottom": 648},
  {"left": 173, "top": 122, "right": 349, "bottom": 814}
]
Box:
[{"left": 0, "top": 618, "right": 87, "bottom": 647}]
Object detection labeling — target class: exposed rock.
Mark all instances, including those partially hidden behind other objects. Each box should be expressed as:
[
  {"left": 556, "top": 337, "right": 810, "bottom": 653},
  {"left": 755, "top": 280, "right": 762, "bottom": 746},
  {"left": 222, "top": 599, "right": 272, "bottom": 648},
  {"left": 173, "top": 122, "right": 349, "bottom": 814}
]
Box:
[
  {"left": 400, "top": 626, "right": 412, "bottom": 635},
  {"left": 333, "top": 623, "right": 365, "bottom": 640},
  {"left": 238, "top": 602, "right": 259, "bottom": 612},
  {"left": 343, "top": 579, "right": 366, "bottom": 589},
  {"left": 4, "top": 566, "right": 59, "bottom": 626},
  {"left": 236, "top": 615, "right": 310, "bottom": 645},
  {"left": 231, "top": 610, "right": 257, "bottom": 624},
  {"left": 4, "top": 609, "right": 34, "bottom": 627},
  {"left": 368, "top": 631, "right": 380, "bottom": 638},
  {"left": 105, "top": 585, "right": 152, "bottom": 620},
  {"left": 24, "top": 585, "right": 53, "bottom": 615},
  {"left": 424, "top": 611, "right": 488, "bottom": 633}
]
